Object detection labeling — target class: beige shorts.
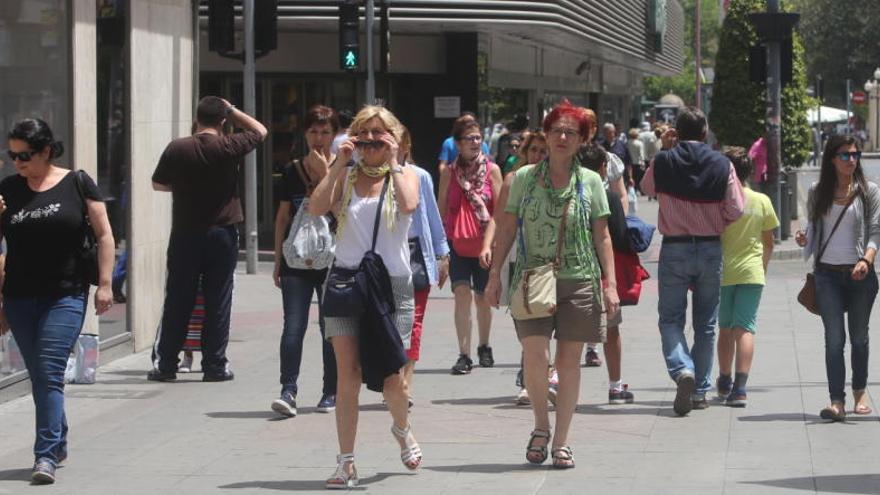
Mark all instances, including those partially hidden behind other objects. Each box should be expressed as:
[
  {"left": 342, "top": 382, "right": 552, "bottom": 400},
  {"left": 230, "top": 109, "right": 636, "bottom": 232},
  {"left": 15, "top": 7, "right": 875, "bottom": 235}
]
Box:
[{"left": 513, "top": 279, "right": 606, "bottom": 343}]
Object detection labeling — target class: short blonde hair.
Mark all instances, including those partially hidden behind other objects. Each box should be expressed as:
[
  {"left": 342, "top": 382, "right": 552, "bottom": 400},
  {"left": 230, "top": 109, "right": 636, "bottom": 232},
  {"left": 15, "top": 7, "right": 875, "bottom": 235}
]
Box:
[{"left": 349, "top": 105, "right": 404, "bottom": 143}]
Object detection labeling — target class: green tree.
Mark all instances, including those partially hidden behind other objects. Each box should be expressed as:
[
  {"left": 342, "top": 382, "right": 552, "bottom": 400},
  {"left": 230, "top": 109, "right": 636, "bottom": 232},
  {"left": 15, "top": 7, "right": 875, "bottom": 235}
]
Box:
[
  {"left": 643, "top": 0, "right": 722, "bottom": 105},
  {"left": 708, "top": 0, "right": 764, "bottom": 148},
  {"left": 710, "top": 0, "right": 813, "bottom": 168},
  {"left": 791, "top": 0, "right": 880, "bottom": 109}
]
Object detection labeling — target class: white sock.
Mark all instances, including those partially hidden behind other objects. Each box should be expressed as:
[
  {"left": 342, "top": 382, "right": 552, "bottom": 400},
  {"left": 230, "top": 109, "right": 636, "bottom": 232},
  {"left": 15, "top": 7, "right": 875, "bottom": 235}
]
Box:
[{"left": 610, "top": 380, "right": 623, "bottom": 391}]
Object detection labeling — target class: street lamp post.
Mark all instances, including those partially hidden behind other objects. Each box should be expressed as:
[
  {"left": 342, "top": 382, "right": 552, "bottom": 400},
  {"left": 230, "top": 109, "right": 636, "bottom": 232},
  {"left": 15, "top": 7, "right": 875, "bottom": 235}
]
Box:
[{"left": 865, "top": 67, "right": 880, "bottom": 152}]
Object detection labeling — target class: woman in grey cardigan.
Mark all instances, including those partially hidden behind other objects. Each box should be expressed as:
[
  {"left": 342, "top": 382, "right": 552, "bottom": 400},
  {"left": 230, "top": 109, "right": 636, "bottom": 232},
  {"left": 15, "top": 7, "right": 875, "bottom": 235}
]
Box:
[{"left": 796, "top": 134, "right": 880, "bottom": 422}]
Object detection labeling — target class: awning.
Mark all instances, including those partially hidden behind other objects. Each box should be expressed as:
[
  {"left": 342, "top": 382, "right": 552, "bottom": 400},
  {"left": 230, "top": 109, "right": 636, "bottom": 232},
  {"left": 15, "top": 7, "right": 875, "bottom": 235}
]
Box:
[{"left": 807, "top": 106, "right": 850, "bottom": 124}]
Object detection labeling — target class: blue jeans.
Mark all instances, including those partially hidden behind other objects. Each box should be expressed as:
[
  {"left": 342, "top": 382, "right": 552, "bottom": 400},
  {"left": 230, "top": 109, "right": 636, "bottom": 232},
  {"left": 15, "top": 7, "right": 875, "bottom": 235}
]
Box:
[
  {"left": 657, "top": 241, "right": 722, "bottom": 394},
  {"left": 280, "top": 272, "right": 336, "bottom": 396},
  {"left": 5, "top": 294, "right": 87, "bottom": 464},
  {"left": 815, "top": 267, "right": 878, "bottom": 402}
]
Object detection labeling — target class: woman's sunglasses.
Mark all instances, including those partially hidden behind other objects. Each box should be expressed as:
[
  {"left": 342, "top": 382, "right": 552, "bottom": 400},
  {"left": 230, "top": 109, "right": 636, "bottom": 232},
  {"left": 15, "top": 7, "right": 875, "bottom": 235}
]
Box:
[
  {"left": 6, "top": 150, "right": 35, "bottom": 162},
  {"left": 836, "top": 151, "right": 862, "bottom": 162}
]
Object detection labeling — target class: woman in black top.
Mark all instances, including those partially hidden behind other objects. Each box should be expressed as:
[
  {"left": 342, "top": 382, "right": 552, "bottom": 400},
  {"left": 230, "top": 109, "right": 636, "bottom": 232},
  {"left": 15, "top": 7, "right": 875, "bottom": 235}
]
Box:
[
  {"left": 270, "top": 105, "right": 339, "bottom": 417},
  {"left": 0, "top": 119, "right": 114, "bottom": 484}
]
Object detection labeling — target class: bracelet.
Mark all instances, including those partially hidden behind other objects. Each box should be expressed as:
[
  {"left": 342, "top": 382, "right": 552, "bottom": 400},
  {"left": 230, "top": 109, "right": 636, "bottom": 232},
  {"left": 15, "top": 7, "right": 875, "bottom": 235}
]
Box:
[
  {"left": 391, "top": 165, "right": 404, "bottom": 175},
  {"left": 858, "top": 257, "right": 873, "bottom": 266},
  {"left": 435, "top": 255, "right": 449, "bottom": 262},
  {"left": 225, "top": 104, "right": 236, "bottom": 115}
]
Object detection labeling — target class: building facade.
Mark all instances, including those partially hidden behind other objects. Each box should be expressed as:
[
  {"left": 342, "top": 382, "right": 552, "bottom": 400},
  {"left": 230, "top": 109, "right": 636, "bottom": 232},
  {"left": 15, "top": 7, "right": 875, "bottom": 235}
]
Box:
[{"left": 199, "top": 0, "right": 684, "bottom": 247}]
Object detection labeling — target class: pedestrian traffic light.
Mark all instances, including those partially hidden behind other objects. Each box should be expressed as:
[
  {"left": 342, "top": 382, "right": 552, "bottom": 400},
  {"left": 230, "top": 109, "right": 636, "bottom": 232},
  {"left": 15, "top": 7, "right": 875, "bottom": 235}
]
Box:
[
  {"left": 255, "top": 0, "right": 278, "bottom": 54},
  {"left": 339, "top": 1, "right": 360, "bottom": 71},
  {"left": 208, "top": 0, "right": 235, "bottom": 54}
]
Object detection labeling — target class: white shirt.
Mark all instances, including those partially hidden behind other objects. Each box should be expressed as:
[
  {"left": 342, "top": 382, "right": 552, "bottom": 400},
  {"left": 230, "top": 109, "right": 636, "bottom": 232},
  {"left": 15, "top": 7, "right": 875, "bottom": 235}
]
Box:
[
  {"left": 334, "top": 186, "right": 413, "bottom": 277},
  {"left": 820, "top": 203, "right": 859, "bottom": 265}
]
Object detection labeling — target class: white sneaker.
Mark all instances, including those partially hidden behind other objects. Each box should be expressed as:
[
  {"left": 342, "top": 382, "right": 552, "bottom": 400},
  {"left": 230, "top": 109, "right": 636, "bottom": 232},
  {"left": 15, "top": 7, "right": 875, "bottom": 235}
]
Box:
[
  {"left": 515, "top": 388, "right": 530, "bottom": 405},
  {"left": 178, "top": 354, "right": 193, "bottom": 373}
]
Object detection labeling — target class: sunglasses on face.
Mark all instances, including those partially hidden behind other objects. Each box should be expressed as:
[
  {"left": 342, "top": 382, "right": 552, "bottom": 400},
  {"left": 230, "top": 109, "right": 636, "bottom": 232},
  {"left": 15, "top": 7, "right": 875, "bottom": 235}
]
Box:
[
  {"left": 836, "top": 151, "right": 862, "bottom": 162},
  {"left": 355, "top": 140, "right": 385, "bottom": 150},
  {"left": 6, "top": 150, "right": 36, "bottom": 162}
]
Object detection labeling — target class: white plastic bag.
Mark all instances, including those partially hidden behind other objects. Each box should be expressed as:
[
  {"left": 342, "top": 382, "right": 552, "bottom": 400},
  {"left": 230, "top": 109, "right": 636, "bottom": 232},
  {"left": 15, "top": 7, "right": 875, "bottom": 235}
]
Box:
[
  {"left": 282, "top": 197, "right": 335, "bottom": 270},
  {"left": 73, "top": 334, "right": 99, "bottom": 384}
]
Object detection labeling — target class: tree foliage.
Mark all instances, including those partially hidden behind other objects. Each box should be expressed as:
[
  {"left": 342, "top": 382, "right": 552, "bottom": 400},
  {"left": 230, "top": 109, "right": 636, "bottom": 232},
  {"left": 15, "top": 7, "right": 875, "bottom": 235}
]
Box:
[
  {"left": 710, "top": 0, "right": 813, "bottom": 168},
  {"left": 790, "top": 0, "right": 880, "bottom": 109},
  {"left": 643, "top": 0, "right": 722, "bottom": 105},
  {"left": 708, "top": 0, "right": 763, "bottom": 148}
]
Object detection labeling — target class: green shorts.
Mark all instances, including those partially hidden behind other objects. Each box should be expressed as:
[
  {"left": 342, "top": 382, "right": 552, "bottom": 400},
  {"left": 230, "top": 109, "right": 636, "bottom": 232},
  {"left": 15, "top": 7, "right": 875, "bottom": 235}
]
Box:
[{"left": 718, "top": 284, "right": 764, "bottom": 334}]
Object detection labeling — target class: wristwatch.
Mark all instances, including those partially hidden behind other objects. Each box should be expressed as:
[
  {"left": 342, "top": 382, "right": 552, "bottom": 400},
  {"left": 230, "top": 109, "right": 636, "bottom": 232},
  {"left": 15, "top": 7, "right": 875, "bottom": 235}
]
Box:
[
  {"left": 225, "top": 104, "right": 236, "bottom": 116},
  {"left": 436, "top": 254, "right": 449, "bottom": 262}
]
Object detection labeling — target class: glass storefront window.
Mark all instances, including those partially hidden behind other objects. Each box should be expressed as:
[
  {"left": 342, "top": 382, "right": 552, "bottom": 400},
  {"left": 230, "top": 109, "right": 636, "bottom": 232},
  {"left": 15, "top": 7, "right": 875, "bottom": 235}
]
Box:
[{"left": 0, "top": 0, "right": 70, "bottom": 378}]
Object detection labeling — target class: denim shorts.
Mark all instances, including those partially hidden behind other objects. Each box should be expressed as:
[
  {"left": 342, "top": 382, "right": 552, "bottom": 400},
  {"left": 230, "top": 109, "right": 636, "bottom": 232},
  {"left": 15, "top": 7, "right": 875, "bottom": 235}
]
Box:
[
  {"left": 718, "top": 284, "right": 763, "bottom": 334},
  {"left": 449, "top": 248, "right": 489, "bottom": 294}
]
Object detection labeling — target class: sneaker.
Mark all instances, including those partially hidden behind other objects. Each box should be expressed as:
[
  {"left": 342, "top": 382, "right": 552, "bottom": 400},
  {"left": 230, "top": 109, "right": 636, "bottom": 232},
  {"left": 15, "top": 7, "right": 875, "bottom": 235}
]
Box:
[
  {"left": 673, "top": 372, "right": 695, "bottom": 416},
  {"left": 585, "top": 349, "right": 602, "bottom": 367},
  {"left": 178, "top": 354, "right": 193, "bottom": 373},
  {"left": 31, "top": 458, "right": 55, "bottom": 485},
  {"left": 56, "top": 446, "right": 67, "bottom": 464},
  {"left": 724, "top": 389, "right": 747, "bottom": 408},
  {"left": 477, "top": 345, "right": 495, "bottom": 368},
  {"left": 203, "top": 363, "right": 234, "bottom": 382},
  {"left": 316, "top": 394, "right": 337, "bottom": 413},
  {"left": 609, "top": 384, "right": 635, "bottom": 404},
  {"left": 548, "top": 370, "right": 559, "bottom": 405},
  {"left": 451, "top": 354, "right": 473, "bottom": 375},
  {"left": 146, "top": 368, "right": 177, "bottom": 382},
  {"left": 515, "top": 388, "right": 530, "bottom": 405},
  {"left": 271, "top": 392, "right": 297, "bottom": 417},
  {"left": 716, "top": 375, "right": 732, "bottom": 400},
  {"left": 515, "top": 368, "right": 524, "bottom": 388},
  {"left": 692, "top": 393, "right": 710, "bottom": 410}
]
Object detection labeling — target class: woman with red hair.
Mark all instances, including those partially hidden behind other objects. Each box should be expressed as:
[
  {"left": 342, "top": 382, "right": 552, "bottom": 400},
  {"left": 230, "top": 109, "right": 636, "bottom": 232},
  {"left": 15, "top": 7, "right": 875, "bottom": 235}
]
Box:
[{"left": 485, "top": 101, "right": 619, "bottom": 469}]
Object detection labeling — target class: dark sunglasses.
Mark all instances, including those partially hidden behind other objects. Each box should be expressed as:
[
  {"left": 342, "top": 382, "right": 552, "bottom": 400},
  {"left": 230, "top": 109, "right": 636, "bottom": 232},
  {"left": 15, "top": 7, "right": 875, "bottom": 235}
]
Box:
[
  {"left": 355, "top": 140, "right": 384, "bottom": 149},
  {"left": 836, "top": 151, "right": 862, "bottom": 161},
  {"left": 6, "top": 149, "right": 36, "bottom": 162}
]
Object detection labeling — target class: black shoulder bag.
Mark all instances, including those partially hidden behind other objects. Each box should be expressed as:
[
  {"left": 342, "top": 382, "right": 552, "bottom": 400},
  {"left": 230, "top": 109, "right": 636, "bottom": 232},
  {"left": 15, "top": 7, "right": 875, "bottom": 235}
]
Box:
[
  {"left": 73, "top": 170, "right": 99, "bottom": 286},
  {"left": 322, "top": 175, "right": 390, "bottom": 318}
]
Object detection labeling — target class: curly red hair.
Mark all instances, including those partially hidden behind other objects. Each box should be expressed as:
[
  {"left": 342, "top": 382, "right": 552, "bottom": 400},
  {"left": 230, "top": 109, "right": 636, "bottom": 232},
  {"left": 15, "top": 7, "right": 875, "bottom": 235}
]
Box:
[{"left": 542, "top": 100, "right": 596, "bottom": 138}]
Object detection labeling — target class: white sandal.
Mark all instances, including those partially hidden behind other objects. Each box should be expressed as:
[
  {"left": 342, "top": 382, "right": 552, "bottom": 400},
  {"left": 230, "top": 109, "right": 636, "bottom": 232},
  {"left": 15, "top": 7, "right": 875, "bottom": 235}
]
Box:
[
  {"left": 391, "top": 423, "right": 422, "bottom": 470},
  {"left": 325, "top": 453, "right": 358, "bottom": 490}
]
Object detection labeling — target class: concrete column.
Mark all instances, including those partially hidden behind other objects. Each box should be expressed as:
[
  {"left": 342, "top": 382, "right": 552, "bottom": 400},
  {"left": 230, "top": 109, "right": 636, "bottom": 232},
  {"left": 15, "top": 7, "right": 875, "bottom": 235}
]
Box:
[
  {"left": 128, "top": 0, "right": 194, "bottom": 352},
  {"left": 71, "top": 0, "right": 99, "bottom": 334}
]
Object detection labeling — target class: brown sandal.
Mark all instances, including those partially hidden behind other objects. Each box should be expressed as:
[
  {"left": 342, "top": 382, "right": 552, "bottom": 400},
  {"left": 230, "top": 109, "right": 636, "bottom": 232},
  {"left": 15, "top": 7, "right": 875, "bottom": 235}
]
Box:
[
  {"left": 853, "top": 390, "right": 873, "bottom": 415},
  {"left": 820, "top": 401, "right": 846, "bottom": 422}
]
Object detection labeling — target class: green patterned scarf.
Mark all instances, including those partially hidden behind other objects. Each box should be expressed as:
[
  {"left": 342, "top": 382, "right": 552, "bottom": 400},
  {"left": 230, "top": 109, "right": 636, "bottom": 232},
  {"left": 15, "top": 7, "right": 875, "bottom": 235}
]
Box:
[{"left": 510, "top": 159, "right": 604, "bottom": 308}]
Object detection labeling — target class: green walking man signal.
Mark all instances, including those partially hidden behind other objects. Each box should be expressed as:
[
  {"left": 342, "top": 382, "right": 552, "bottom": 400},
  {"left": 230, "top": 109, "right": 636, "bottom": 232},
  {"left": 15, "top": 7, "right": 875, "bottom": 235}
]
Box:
[{"left": 339, "top": 1, "right": 360, "bottom": 71}]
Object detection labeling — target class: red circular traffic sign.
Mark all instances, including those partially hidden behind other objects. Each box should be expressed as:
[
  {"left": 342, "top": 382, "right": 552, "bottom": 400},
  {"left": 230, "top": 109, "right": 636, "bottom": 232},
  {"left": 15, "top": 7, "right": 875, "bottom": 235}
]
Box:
[{"left": 852, "top": 91, "right": 867, "bottom": 105}]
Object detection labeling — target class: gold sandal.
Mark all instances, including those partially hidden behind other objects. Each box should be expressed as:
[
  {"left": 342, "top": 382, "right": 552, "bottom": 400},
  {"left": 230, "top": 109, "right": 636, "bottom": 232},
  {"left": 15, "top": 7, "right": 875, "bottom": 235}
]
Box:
[{"left": 853, "top": 390, "right": 873, "bottom": 415}]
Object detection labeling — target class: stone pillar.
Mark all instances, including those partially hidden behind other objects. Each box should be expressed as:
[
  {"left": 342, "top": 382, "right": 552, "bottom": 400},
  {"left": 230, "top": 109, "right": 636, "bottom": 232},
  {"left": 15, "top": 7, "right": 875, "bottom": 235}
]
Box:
[{"left": 128, "top": 0, "right": 194, "bottom": 352}]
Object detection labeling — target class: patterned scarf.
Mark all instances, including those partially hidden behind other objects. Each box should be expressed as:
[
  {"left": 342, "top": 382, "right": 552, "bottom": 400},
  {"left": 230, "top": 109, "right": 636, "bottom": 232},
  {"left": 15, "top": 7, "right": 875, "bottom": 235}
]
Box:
[
  {"left": 453, "top": 152, "right": 491, "bottom": 231},
  {"left": 510, "top": 159, "right": 604, "bottom": 307},
  {"left": 335, "top": 161, "right": 397, "bottom": 240}
]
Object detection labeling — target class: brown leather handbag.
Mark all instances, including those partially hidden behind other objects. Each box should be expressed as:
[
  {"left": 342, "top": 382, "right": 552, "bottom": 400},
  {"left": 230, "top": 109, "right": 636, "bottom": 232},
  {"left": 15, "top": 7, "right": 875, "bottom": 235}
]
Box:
[{"left": 798, "top": 193, "right": 858, "bottom": 314}]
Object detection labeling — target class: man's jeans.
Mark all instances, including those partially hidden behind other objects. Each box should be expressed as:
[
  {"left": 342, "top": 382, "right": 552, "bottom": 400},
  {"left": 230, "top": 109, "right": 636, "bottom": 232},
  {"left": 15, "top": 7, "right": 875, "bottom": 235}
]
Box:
[
  {"left": 6, "top": 294, "right": 87, "bottom": 464},
  {"left": 658, "top": 241, "right": 722, "bottom": 394},
  {"left": 815, "top": 267, "right": 878, "bottom": 403},
  {"left": 280, "top": 273, "right": 336, "bottom": 396},
  {"left": 153, "top": 225, "right": 238, "bottom": 375}
]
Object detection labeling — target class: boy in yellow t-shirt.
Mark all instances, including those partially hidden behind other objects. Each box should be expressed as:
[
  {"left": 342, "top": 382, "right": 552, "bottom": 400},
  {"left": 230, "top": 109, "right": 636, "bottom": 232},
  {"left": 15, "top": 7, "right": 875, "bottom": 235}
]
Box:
[{"left": 716, "top": 147, "right": 779, "bottom": 407}]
